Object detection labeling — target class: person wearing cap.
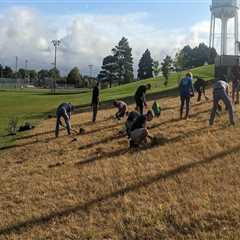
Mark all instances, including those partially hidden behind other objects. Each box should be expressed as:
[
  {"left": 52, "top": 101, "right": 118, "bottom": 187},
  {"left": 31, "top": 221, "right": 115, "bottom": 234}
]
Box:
[
  {"left": 134, "top": 83, "right": 151, "bottom": 115},
  {"left": 55, "top": 103, "right": 74, "bottom": 138},
  {"left": 129, "top": 110, "right": 154, "bottom": 148},
  {"left": 209, "top": 77, "right": 235, "bottom": 126},
  {"left": 231, "top": 59, "right": 240, "bottom": 104},
  {"left": 113, "top": 100, "right": 128, "bottom": 120},
  {"left": 179, "top": 72, "right": 194, "bottom": 119},
  {"left": 91, "top": 82, "right": 100, "bottom": 123}
]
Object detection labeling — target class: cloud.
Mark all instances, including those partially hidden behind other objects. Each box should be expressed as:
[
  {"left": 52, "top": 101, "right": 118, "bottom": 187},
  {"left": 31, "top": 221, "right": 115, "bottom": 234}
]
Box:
[{"left": 0, "top": 7, "right": 212, "bottom": 76}]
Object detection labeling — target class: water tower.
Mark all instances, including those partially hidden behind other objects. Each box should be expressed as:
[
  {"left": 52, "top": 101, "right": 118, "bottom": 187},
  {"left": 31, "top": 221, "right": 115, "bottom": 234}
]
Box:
[{"left": 209, "top": 0, "right": 239, "bottom": 55}]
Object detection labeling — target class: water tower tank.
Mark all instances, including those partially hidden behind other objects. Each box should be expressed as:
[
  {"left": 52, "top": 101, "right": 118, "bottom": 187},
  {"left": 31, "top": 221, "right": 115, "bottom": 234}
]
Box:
[{"left": 211, "top": 0, "right": 239, "bottom": 19}]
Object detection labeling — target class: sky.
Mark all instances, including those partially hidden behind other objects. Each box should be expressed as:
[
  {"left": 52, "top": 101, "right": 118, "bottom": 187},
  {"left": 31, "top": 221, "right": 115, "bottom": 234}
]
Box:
[{"left": 0, "top": 0, "right": 226, "bottom": 76}]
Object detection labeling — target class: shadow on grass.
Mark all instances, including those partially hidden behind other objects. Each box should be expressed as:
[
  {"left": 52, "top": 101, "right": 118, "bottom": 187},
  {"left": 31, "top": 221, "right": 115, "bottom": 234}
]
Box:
[
  {"left": 0, "top": 143, "right": 239, "bottom": 236},
  {"left": 0, "top": 122, "right": 123, "bottom": 151},
  {"left": 0, "top": 137, "right": 56, "bottom": 151},
  {"left": 75, "top": 126, "right": 209, "bottom": 166}
]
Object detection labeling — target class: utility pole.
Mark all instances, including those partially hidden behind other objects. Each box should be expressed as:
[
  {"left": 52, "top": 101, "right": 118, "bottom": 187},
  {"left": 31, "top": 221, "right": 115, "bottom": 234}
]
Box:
[
  {"left": 88, "top": 64, "right": 93, "bottom": 78},
  {"left": 51, "top": 40, "right": 61, "bottom": 94},
  {"left": 15, "top": 56, "right": 18, "bottom": 88},
  {"left": 25, "top": 59, "right": 28, "bottom": 85}
]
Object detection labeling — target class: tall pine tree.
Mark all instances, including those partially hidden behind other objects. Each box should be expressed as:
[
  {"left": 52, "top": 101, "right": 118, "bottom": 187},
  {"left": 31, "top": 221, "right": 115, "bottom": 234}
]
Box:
[
  {"left": 112, "top": 37, "right": 134, "bottom": 84},
  {"left": 137, "top": 49, "right": 153, "bottom": 80},
  {"left": 98, "top": 55, "right": 118, "bottom": 88}
]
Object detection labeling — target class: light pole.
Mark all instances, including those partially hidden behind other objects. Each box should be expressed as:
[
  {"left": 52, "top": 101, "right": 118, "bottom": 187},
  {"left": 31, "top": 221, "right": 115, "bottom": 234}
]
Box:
[
  {"left": 25, "top": 59, "right": 28, "bottom": 85},
  {"left": 15, "top": 56, "right": 18, "bottom": 88},
  {"left": 51, "top": 40, "right": 61, "bottom": 94}
]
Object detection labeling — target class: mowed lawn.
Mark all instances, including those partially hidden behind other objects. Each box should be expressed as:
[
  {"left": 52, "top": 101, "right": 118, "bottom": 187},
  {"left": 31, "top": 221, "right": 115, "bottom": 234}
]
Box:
[{"left": 0, "top": 65, "right": 214, "bottom": 147}]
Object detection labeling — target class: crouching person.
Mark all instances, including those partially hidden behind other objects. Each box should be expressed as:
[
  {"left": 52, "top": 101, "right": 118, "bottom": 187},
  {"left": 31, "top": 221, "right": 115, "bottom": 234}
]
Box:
[
  {"left": 125, "top": 111, "right": 140, "bottom": 137},
  {"left": 55, "top": 103, "right": 74, "bottom": 138},
  {"left": 209, "top": 78, "right": 235, "bottom": 126},
  {"left": 129, "top": 110, "right": 154, "bottom": 148},
  {"left": 113, "top": 100, "right": 128, "bottom": 120},
  {"left": 152, "top": 101, "right": 161, "bottom": 117}
]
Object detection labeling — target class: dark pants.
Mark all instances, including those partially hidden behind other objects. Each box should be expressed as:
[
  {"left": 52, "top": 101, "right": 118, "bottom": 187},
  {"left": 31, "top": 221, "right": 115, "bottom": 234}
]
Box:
[
  {"left": 197, "top": 90, "right": 202, "bottom": 102},
  {"left": 209, "top": 89, "right": 235, "bottom": 125},
  {"left": 92, "top": 103, "right": 98, "bottom": 122},
  {"left": 136, "top": 99, "right": 144, "bottom": 115},
  {"left": 55, "top": 110, "right": 71, "bottom": 138},
  {"left": 116, "top": 106, "right": 127, "bottom": 120},
  {"left": 180, "top": 95, "right": 190, "bottom": 119}
]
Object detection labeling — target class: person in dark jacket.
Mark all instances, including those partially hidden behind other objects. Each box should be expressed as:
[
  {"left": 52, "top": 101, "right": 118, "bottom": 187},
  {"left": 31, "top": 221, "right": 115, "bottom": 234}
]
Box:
[
  {"left": 134, "top": 84, "right": 151, "bottom": 115},
  {"left": 91, "top": 82, "right": 100, "bottom": 123},
  {"left": 231, "top": 60, "right": 240, "bottom": 104},
  {"left": 194, "top": 76, "right": 208, "bottom": 102},
  {"left": 125, "top": 111, "right": 141, "bottom": 137},
  {"left": 55, "top": 103, "right": 74, "bottom": 138},
  {"left": 129, "top": 110, "right": 154, "bottom": 147}
]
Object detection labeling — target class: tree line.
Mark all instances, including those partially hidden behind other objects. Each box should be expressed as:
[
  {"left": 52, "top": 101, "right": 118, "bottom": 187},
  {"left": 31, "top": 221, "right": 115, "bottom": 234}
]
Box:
[
  {"left": 0, "top": 39, "right": 217, "bottom": 88},
  {"left": 97, "top": 37, "right": 217, "bottom": 88}
]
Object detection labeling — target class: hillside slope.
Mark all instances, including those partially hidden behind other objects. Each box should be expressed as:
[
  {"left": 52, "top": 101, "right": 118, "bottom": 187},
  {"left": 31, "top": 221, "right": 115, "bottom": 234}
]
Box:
[
  {"left": 0, "top": 88, "right": 240, "bottom": 240},
  {"left": 0, "top": 64, "right": 214, "bottom": 148}
]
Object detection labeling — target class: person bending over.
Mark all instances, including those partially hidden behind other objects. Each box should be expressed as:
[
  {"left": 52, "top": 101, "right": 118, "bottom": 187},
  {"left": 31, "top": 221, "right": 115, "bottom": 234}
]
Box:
[
  {"left": 194, "top": 76, "right": 208, "bottom": 102},
  {"left": 134, "top": 84, "right": 151, "bottom": 115},
  {"left": 209, "top": 77, "right": 235, "bottom": 126},
  {"left": 55, "top": 103, "right": 74, "bottom": 138},
  {"left": 113, "top": 100, "right": 128, "bottom": 120}
]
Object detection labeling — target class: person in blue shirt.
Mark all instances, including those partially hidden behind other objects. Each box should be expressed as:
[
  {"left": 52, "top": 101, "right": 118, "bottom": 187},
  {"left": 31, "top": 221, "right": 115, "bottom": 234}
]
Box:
[
  {"left": 179, "top": 72, "right": 194, "bottom": 119},
  {"left": 55, "top": 103, "right": 74, "bottom": 138}
]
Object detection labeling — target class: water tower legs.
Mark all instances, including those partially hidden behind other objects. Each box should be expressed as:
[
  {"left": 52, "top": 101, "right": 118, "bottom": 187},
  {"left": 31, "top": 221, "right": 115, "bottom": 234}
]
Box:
[
  {"left": 221, "top": 17, "right": 228, "bottom": 55},
  {"left": 235, "top": 12, "right": 239, "bottom": 55},
  {"left": 209, "top": 13, "right": 216, "bottom": 49}
]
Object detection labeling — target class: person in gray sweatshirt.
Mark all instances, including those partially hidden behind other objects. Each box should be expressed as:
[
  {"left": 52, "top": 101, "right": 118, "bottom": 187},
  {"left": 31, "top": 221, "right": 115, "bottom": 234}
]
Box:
[
  {"left": 209, "top": 77, "right": 235, "bottom": 126},
  {"left": 55, "top": 103, "right": 74, "bottom": 137}
]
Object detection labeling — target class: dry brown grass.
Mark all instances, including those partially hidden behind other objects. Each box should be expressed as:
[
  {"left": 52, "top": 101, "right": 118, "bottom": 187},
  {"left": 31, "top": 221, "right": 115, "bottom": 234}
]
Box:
[{"left": 0, "top": 91, "right": 240, "bottom": 240}]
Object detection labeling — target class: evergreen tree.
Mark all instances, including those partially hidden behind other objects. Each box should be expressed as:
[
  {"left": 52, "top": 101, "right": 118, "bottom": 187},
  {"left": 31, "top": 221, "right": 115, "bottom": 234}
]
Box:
[
  {"left": 3, "top": 66, "right": 13, "bottom": 78},
  {"left": 137, "top": 49, "right": 153, "bottom": 80},
  {"left": 153, "top": 60, "right": 161, "bottom": 78},
  {"left": 175, "top": 43, "right": 217, "bottom": 69},
  {"left": 161, "top": 55, "right": 173, "bottom": 86},
  {"left": 98, "top": 55, "right": 118, "bottom": 88},
  {"left": 112, "top": 37, "right": 134, "bottom": 84},
  {"left": 67, "top": 67, "right": 81, "bottom": 87}
]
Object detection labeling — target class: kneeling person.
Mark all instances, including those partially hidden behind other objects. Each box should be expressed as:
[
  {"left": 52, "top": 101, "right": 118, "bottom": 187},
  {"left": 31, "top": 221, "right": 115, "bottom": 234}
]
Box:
[
  {"left": 152, "top": 101, "right": 161, "bottom": 117},
  {"left": 113, "top": 100, "right": 128, "bottom": 120},
  {"left": 125, "top": 111, "right": 140, "bottom": 137},
  {"left": 129, "top": 110, "right": 154, "bottom": 147},
  {"left": 55, "top": 103, "right": 74, "bottom": 138}
]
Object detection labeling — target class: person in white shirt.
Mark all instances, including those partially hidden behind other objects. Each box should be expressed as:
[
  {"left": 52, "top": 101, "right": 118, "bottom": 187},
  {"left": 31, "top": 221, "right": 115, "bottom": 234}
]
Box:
[{"left": 209, "top": 78, "right": 235, "bottom": 126}]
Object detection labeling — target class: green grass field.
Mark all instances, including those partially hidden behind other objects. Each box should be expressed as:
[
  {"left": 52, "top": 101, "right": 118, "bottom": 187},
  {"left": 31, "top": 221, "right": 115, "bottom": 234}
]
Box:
[{"left": 0, "top": 64, "right": 214, "bottom": 147}]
